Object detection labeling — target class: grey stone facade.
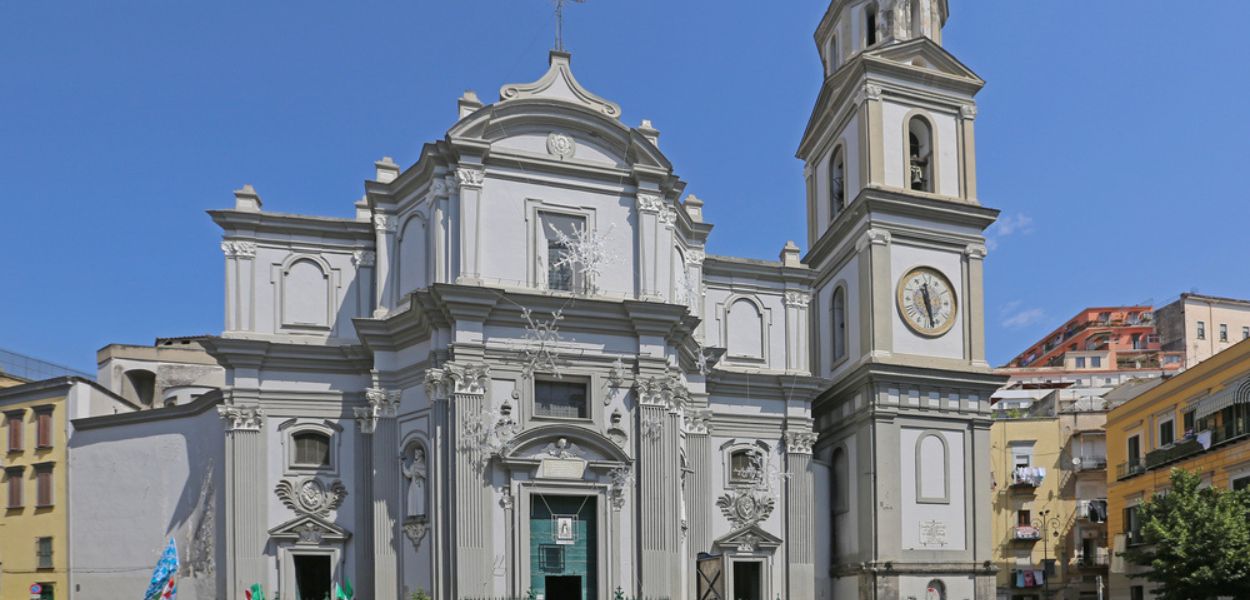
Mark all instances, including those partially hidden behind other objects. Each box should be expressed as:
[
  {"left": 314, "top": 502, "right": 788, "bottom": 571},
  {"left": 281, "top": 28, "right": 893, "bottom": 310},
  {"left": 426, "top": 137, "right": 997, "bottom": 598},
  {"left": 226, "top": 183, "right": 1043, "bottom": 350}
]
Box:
[{"left": 66, "top": 2, "right": 1004, "bottom": 599}]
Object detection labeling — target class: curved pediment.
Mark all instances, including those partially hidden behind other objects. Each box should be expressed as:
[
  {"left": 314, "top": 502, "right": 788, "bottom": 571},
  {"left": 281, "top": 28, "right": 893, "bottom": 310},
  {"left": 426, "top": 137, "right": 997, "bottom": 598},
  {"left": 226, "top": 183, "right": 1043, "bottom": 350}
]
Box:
[
  {"left": 500, "top": 51, "right": 621, "bottom": 119},
  {"left": 504, "top": 423, "right": 630, "bottom": 464}
]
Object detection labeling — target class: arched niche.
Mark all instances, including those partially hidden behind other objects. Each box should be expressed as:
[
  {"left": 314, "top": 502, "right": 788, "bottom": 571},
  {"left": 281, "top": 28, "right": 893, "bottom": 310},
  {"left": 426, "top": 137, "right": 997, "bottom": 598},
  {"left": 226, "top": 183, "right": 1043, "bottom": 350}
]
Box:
[
  {"left": 915, "top": 430, "right": 950, "bottom": 504},
  {"left": 280, "top": 255, "right": 332, "bottom": 329},
  {"left": 723, "top": 296, "right": 768, "bottom": 362},
  {"left": 397, "top": 213, "right": 429, "bottom": 299}
]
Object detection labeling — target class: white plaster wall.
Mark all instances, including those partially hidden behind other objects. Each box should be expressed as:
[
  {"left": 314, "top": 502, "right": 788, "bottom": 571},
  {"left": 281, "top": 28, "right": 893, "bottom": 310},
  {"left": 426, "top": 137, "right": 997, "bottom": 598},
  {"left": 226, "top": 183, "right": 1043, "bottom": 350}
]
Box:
[
  {"left": 881, "top": 101, "right": 961, "bottom": 197},
  {"left": 890, "top": 243, "right": 966, "bottom": 360},
  {"left": 69, "top": 409, "right": 225, "bottom": 599},
  {"left": 812, "top": 112, "right": 861, "bottom": 230},
  {"left": 247, "top": 245, "right": 367, "bottom": 341},
  {"left": 493, "top": 131, "right": 625, "bottom": 168},
  {"left": 705, "top": 286, "right": 790, "bottom": 371},
  {"left": 812, "top": 460, "right": 833, "bottom": 600},
  {"left": 899, "top": 427, "right": 966, "bottom": 551},
  {"left": 475, "top": 176, "right": 637, "bottom": 297}
]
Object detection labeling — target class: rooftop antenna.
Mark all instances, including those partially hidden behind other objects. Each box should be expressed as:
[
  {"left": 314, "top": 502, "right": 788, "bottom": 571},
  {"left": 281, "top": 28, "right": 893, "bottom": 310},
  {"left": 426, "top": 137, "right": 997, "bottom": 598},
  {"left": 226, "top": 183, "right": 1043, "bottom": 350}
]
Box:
[{"left": 553, "top": 0, "right": 586, "bottom": 52}]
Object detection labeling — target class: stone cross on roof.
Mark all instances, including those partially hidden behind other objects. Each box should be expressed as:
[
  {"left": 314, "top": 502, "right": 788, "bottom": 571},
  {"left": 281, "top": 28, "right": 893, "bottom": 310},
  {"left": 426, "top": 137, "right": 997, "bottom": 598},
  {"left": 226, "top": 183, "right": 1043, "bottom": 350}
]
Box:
[{"left": 553, "top": 0, "right": 585, "bottom": 52}]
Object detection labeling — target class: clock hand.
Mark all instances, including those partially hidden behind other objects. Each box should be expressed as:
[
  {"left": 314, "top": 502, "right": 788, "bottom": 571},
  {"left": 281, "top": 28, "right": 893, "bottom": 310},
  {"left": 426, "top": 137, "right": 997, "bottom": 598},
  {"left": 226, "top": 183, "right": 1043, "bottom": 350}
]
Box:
[{"left": 921, "top": 283, "right": 935, "bottom": 328}]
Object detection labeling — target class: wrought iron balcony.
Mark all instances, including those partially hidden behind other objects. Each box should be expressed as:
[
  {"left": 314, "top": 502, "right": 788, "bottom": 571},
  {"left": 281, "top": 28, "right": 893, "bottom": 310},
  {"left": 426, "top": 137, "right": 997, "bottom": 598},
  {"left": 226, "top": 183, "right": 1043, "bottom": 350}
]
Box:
[
  {"left": 1116, "top": 461, "right": 1145, "bottom": 480},
  {"left": 1073, "top": 455, "right": 1107, "bottom": 472},
  {"left": 1144, "top": 437, "right": 1205, "bottom": 470}
]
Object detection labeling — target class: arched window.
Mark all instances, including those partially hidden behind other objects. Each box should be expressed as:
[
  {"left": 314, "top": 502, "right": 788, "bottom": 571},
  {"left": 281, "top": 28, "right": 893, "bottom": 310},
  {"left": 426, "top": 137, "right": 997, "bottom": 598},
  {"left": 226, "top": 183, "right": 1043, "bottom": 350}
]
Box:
[
  {"left": 908, "top": 116, "right": 933, "bottom": 192},
  {"left": 726, "top": 298, "right": 765, "bottom": 360},
  {"left": 866, "top": 3, "right": 879, "bottom": 46},
  {"left": 830, "top": 146, "right": 846, "bottom": 219},
  {"left": 292, "top": 431, "right": 331, "bottom": 468},
  {"left": 832, "top": 287, "right": 847, "bottom": 363},
  {"left": 925, "top": 579, "right": 946, "bottom": 600},
  {"left": 123, "top": 369, "right": 156, "bottom": 407},
  {"left": 282, "top": 258, "right": 330, "bottom": 328}
]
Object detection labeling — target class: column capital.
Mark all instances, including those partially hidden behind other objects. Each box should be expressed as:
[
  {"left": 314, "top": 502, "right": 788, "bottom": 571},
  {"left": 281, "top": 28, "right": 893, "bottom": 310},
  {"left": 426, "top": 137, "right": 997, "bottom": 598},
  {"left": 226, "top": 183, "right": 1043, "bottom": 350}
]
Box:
[
  {"left": 783, "top": 429, "right": 817, "bottom": 455},
  {"left": 352, "top": 250, "right": 376, "bottom": 267},
  {"left": 784, "top": 291, "right": 811, "bottom": 309},
  {"left": 221, "top": 240, "right": 257, "bottom": 259},
  {"left": 682, "top": 409, "right": 713, "bottom": 435},
  {"left": 373, "top": 214, "right": 397, "bottom": 233},
  {"left": 455, "top": 166, "right": 485, "bottom": 189},
  {"left": 965, "top": 243, "right": 988, "bottom": 259},
  {"left": 854, "top": 83, "right": 884, "bottom": 106},
  {"left": 686, "top": 249, "right": 706, "bottom": 266},
  {"left": 635, "top": 192, "right": 663, "bottom": 214},
  {"left": 424, "top": 362, "right": 491, "bottom": 399},
  {"left": 218, "top": 404, "right": 265, "bottom": 431},
  {"left": 635, "top": 372, "right": 689, "bottom": 412},
  {"left": 855, "top": 228, "right": 891, "bottom": 251},
  {"left": 355, "top": 387, "right": 400, "bottom": 434},
  {"left": 959, "top": 104, "right": 978, "bottom": 121}
]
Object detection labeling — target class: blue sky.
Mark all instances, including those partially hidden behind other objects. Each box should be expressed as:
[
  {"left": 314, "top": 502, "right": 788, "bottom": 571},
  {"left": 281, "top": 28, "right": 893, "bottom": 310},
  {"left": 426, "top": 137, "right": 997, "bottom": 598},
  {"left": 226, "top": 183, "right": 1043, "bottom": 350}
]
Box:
[{"left": 2, "top": 1, "right": 1248, "bottom": 374}]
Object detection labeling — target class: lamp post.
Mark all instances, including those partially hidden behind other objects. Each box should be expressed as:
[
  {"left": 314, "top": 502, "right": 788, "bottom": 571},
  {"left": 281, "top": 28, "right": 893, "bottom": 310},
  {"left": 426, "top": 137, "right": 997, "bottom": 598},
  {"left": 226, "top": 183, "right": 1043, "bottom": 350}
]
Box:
[{"left": 1032, "top": 509, "right": 1062, "bottom": 600}]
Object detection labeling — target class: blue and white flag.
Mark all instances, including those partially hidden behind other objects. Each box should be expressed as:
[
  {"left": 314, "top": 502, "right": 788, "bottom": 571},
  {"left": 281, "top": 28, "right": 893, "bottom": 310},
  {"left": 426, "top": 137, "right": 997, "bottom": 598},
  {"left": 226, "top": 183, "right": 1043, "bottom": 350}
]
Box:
[{"left": 143, "top": 538, "right": 178, "bottom": 600}]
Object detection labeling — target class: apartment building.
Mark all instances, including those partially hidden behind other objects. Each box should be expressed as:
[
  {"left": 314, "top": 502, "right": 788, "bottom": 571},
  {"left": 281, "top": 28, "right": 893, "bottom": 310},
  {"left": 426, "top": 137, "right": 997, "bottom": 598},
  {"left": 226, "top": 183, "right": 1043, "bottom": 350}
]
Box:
[
  {"left": 1155, "top": 293, "right": 1250, "bottom": 368},
  {"left": 1106, "top": 337, "right": 1250, "bottom": 600}
]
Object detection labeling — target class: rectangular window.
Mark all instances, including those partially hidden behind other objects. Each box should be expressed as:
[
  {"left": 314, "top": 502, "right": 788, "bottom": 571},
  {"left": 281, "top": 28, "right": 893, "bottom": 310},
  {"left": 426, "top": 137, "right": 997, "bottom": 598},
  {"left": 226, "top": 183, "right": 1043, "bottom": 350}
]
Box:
[
  {"left": 1159, "top": 418, "right": 1174, "bottom": 447},
  {"left": 35, "top": 408, "right": 52, "bottom": 449},
  {"left": 540, "top": 213, "right": 586, "bottom": 293},
  {"left": 1091, "top": 356, "right": 1102, "bottom": 368},
  {"left": 1220, "top": 324, "right": 1229, "bottom": 342},
  {"left": 1130, "top": 586, "right": 1143, "bottom": 600},
  {"left": 6, "top": 412, "right": 22, "bottom": 452},
  {"left": 534, "top": 379, "right": 589, "bottom": 419},
  {"left": 1017, "top": 509, "right": 1031, "bottom": 526},
  {"left": 35, "top": 536, "right": 53, "bottom": 569},
  {"left": 1243, "top": 326, "right": 1249, "bottom": 340},
  {"left": 35, "top": 465, "right": 53, "bottom": 507},
  {"left": 1124, "top": 506, "right": 1141, "bottom": 544},
  {"left": 1127, "top": 435, "right": 1141, "bottom": 466},
  {"left": 1183, "top": 409, "right": 1196, "bottom": 435},
  {"left": 1075, "top": 357, "right": 1086, "bottom": 369},
  {"left": 5, "top": 468, "right": 21, "bottom": 509},
  {"left": 1197, "top": 321, "right": 1206, "bottom": 340}
]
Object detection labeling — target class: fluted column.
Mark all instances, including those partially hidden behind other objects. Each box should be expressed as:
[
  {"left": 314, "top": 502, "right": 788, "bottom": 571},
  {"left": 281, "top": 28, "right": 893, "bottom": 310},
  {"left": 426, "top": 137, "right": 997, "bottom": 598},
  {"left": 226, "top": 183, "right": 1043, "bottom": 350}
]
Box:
[
  {"left": 219, "top": 404, "right": 266, "bottom": 599},
  {"left": 784, "top": 428, "right": 818, "bottom": 600},
  {"left": 635, "top": 192, "right": 662, "bottom": 300},
  {"left": 684, "top": 410, "right": 713, "bottom": 600},
  {"left": 636, "top": 374, "right": 685, "bottom": 598},
  {"left": 356, "top": 387, "right": 401, "bottom": 599}
]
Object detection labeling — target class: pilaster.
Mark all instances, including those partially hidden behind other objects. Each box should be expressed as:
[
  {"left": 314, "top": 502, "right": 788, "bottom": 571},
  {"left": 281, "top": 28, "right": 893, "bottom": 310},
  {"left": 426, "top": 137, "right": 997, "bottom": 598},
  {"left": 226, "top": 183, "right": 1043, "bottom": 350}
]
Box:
[
  {"left": 635, "top": 191, "right": 662, "bottom": 300},
  {"left": 373, "top": 214, "right": 398, "bottom": 315},
  {"left": 857, "top": 228, "right": 893, "bottom": 357},
  {"left": 858, "top": 84, "right": 885, "bottom": 188},
  {"left": 784, "top": 291, "right": 811, "bottom": 373},
  {"left": 455, "top": 166, "right": 485, "bottom": 284},
  {"left": 963, "top": 243, "right": 989, "bottom": 367},
  {"left": 958, "top": 104, "right": 978, "bottom": 202},
  {"left": 783, "top": 428, "right": 817, "bottom": 600},
  {"left": 218, "top": 403, "right": 267, "bottom": 599},
  {"left": 356, "top": 386, "right": 401, "bottom": 599},
  {"left": 221, "top": 241, "right": 256, "bottom": 332},
  {"left": 683, "top": 409, "right": 713, "bottom": 600}
]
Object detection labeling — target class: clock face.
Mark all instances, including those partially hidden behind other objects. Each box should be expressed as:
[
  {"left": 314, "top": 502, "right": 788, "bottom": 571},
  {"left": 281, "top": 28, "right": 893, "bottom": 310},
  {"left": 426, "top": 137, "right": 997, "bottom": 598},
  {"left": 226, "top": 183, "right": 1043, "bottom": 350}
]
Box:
[{"left": 897, "top": 267, "right": 957, "bottom": 337}]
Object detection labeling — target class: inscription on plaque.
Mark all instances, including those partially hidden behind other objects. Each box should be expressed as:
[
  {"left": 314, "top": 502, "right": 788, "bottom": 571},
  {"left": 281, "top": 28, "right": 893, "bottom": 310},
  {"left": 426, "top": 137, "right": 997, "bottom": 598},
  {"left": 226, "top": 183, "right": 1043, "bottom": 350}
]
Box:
[
  {"left": 919, "top": 520, "right": 948, "bottom": 547},
  {"left": 539, "top": 458, "right": 587, "bottom": 480}
]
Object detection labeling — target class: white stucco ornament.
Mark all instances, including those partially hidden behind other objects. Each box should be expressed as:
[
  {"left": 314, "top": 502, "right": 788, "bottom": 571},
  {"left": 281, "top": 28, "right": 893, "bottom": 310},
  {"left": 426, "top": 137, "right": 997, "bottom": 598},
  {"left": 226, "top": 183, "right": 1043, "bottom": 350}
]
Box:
[
  {"left": 275, "top": 477, "right": 348, "bottom": 518},
  {"left": 546, "top": 132, "right": 576, "bottom": 159},
  {"left": 716, "top": 489, "right": 775, "bottom": 531}
]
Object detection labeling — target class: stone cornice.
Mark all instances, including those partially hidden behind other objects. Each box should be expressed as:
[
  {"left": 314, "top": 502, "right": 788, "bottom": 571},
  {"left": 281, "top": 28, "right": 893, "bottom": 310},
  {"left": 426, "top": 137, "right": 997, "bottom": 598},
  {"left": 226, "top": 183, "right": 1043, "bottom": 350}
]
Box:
[
  {"left": 200, "top": 337, "right": 373, "bottom": 374},
  {"left": 706, "top": 371, "right": 826, "bottom": 403},
  {"left": 209, "top": 210, "right": 374, "bottom": 245}
]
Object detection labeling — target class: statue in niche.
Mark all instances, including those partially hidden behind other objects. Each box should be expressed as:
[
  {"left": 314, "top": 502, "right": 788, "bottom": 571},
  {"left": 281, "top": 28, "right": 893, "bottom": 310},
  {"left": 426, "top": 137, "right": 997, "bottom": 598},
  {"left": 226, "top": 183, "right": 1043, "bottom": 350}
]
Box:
[{"left": 402, "top": 444, "right": 428, "bottom": 518}]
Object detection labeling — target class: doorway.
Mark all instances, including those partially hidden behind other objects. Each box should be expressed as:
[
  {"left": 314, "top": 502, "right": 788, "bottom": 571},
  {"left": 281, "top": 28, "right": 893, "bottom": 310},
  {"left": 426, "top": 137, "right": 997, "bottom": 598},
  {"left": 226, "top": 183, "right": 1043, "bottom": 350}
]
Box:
[
  {"left": 293, "top": 554, "right": 332, "bottom": 600},
  {"left": 545, "top": 575, "right": 583, "bottom": 600},
  {"left": 732, "top": 561, "right": 762, "bottom": 600}
]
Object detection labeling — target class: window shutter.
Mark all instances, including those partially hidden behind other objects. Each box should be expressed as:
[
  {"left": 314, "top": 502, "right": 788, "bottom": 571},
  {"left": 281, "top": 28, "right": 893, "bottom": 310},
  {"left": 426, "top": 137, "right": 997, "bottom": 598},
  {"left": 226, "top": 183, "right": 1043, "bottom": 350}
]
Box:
[
  {"left": 36, "top": 411, "right": 52, "bottom": 448},
  {"left": 36, "top": 468, "right": 51, "bottom": 507},
  {"left": 7, "top": 474, "right": 19, "bottom": 509},
  {"left": 7, "top": 417, "right": 20, "bottom": 452}
]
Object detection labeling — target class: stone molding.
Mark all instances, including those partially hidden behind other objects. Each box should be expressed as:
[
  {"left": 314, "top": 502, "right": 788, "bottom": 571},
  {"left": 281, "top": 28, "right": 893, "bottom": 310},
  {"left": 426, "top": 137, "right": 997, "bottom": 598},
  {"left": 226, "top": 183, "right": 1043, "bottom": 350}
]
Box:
[{"left": 218, "top": 404, "right": 264, "bottom": 431}]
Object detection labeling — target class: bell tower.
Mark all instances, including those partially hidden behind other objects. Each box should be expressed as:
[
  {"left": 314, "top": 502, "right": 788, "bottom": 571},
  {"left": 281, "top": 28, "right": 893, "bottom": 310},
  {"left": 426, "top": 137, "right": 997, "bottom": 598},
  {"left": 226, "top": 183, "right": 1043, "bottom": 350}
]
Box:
[{"left": 799, "top": 1, "right": 1005, "bottom": 599}]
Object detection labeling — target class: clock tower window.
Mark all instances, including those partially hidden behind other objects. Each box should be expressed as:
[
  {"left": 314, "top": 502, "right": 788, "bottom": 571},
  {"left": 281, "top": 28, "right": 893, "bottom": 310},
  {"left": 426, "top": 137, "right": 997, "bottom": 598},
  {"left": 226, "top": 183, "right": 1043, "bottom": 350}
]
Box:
[
  {"left": 830, "top": 146, "right": 846, "bottom": 219},
  {"left": 865, "top": 3, "right": 879, "bottom": 47}
]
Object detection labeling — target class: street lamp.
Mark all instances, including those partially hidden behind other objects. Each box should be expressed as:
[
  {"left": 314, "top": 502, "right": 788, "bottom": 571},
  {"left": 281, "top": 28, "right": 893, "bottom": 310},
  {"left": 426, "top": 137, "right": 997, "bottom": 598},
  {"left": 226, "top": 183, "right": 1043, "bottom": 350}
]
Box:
[{"left": 1032, "top": 508, "right": 1062, "bottom": 600}]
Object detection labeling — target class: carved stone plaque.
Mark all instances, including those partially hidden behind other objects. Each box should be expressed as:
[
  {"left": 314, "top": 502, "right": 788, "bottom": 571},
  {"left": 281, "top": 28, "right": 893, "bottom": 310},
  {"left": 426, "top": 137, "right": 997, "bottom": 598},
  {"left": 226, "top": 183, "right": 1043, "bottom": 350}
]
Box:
[
  {"left": 919, "top": 519, "right": 948, "bottom": 547},
  {"left": 539, "top": 458, "right": 587, "bottom": 480}
]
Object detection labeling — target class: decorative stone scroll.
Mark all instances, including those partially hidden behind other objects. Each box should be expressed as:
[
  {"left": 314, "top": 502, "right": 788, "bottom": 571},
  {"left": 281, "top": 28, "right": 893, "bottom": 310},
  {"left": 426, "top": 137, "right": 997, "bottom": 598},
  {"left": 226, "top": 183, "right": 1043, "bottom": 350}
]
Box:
[
  {"left": 218, "top": 404, "right": 264, "bottom": 431},
  {"left": 275, "top": 477, "right": 348, "bottom": 518}
]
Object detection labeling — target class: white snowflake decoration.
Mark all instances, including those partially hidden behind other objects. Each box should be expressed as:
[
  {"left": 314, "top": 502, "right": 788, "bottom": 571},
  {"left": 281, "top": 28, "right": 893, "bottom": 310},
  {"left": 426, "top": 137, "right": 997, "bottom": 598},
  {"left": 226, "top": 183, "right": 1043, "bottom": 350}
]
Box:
[
  {"left": 548, "top": 223, "right": 617, "bottom": 296},
  {"left": 520, "top": 307, "right": 567, "bottom": 379},
  {"left": 458, "top": 406, "right": 520, "bottom": 471}
]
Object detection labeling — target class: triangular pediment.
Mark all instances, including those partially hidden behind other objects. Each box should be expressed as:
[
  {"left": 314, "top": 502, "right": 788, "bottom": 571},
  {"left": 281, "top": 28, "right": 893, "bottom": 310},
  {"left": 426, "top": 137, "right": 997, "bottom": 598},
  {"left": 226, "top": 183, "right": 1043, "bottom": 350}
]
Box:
[
  {"left": 499, "top": 51, "right": 621, "bottom": 119},
  {"left": 268, "top": 514, "right": 351, "bottom": 545},
  {"left": 867, "top": 38, "right": 983, "bottom": 84},
  {"left": 713, "top": 525, "right": 783, "bottom": 553}
]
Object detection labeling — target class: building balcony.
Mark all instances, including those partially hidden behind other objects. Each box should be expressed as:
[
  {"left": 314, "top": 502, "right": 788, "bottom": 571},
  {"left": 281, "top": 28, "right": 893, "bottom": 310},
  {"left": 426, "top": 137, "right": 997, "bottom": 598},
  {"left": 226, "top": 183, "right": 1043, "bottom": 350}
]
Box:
[
  {"left": 1077, "top": 499, "right": 1108, "bottom": 523},
  {"left": 1073, "top": 455, "right": 1107, "bottom": 472},
  {"left": 1116, "top": 461, "right": 1145, "bottom": 481},
  {"left": 1075, "top": 549, "right": 1110, "bottom": 567},
  {"left": 1013, "top": 526, "right": 1042, "bottom": 541},
  {"left": 1010, "top": 466, "right": 1045, "bottom": 489},
  {"left": 1144, "top": 436, "right": 1206, "bottom": 470}
]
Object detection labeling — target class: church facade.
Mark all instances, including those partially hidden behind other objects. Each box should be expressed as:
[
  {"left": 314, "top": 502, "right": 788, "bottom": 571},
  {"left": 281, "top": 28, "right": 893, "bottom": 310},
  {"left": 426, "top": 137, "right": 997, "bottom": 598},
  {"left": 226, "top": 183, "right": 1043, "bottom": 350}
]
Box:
[{"left": 69, "top": 1, "right": 1003, "bottom": 599}]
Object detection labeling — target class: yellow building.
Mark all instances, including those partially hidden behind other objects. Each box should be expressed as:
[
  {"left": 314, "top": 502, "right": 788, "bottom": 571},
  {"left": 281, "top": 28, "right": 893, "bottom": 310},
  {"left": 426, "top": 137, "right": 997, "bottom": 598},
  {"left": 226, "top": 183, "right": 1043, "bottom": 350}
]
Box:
[
  {"left": 1106, "top": 338, "right": 1250, "bottom": 600},
  {"left": 0, "top": 377, "right": 136, "bottom": 600},
  {"left": 991, "top": 396, "right": 1112, "bottom": 600}
]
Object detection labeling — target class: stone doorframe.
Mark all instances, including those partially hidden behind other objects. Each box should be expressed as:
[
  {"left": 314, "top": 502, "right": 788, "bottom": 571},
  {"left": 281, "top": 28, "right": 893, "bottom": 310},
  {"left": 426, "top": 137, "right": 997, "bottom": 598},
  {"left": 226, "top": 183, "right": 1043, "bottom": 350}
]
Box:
[
  {"left": 276, "top": 545, "right": 343, "bottom": 599},
  {"left": 513, "top": 481, "right": 617, "bottom": 599}
]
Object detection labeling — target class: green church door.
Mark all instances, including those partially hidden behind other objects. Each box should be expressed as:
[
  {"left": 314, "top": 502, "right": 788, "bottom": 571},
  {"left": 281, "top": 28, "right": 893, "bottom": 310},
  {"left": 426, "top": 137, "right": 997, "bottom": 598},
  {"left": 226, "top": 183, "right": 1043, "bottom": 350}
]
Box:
[{"left": 530, "top": 494, "right": 597, "bottom": 600}]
